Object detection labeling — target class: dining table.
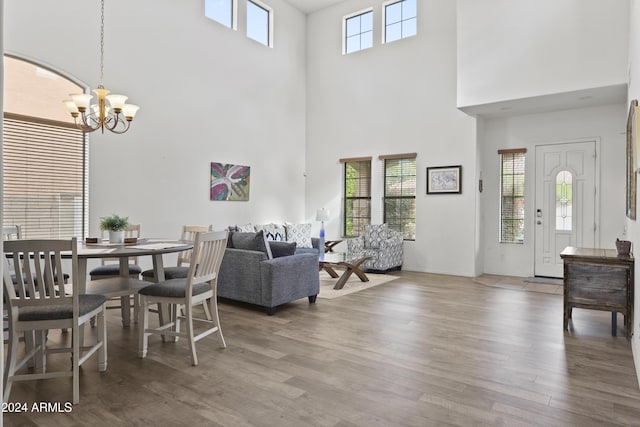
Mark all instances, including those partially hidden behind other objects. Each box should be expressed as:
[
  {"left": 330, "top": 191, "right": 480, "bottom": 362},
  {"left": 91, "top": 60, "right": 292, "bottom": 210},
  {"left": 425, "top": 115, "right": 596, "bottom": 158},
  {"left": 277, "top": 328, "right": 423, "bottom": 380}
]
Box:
[{"left": 73, "top": 238, "right": 194, "bottom": 329}]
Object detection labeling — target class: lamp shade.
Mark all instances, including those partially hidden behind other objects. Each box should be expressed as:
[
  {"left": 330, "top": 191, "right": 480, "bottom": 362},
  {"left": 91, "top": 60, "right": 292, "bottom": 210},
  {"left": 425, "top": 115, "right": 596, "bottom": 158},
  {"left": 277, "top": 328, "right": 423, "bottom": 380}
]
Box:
[{"left": 316, "top": 208, "right": 330, "bottom": 222}]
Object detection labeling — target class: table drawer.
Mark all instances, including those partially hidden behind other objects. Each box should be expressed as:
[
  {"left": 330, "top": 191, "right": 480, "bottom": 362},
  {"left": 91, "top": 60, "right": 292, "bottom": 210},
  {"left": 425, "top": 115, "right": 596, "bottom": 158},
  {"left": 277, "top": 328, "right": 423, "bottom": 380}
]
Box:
[{"left": 565, "top": 263, "right": 628, "bottom": 292}]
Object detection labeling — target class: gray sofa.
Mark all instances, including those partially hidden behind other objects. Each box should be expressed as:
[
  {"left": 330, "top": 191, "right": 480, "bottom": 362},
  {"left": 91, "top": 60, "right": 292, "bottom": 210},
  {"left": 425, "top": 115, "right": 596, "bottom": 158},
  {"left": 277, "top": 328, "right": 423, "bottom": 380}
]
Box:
[{"left": 217, "top": 232, "right": 320, "bottom": 315}]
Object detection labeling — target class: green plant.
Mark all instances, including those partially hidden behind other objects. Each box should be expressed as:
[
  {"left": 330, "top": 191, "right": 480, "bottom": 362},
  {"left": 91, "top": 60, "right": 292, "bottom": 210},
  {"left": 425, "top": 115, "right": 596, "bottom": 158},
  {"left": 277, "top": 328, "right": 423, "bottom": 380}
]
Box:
[{"left": 99, "top": 214, "right": 129, "bottom": 232}]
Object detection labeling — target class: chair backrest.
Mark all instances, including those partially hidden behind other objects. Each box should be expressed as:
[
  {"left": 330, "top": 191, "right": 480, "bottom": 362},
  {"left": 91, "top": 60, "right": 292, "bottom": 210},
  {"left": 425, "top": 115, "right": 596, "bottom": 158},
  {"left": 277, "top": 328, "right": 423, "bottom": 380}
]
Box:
[
  {"left": 3, "top": 238, "right": 78, "bottom": 311},
  {"left": 102, "top": 224, "right": 141, "bottom": 265},
  {"left": 186, "top": 231, "right": 228, "bottom": 299},
  {"left": 177, "top": 225, "right": 212, "bottom": 267},
  {"left": 3, "top": 225, "right": 23, "bottom": 241}
]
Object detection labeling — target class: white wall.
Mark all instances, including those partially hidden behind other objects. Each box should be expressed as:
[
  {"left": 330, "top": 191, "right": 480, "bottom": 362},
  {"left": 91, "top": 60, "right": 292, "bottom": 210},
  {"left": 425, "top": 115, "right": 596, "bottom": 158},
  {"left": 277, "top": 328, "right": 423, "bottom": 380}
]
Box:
[
  {"left": 457, "top": 0, "right": 629, "bottom": 108},
  {"left": 627, "top": 0, "right": 640, "bottom": 388},
  {"left": 305, "top": 0, "right": 478, "bottom": 275},
  {"left": 4, "top": 0, "right": 307, "bottom": 249},
  {"left": 481, "top": 104, "right": 627, "bottom": 277}
]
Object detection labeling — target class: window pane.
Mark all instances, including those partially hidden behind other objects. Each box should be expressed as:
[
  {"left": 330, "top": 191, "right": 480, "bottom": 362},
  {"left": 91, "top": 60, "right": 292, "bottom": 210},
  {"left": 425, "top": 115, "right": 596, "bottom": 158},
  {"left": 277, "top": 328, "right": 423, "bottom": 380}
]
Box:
[
  {"left": 361, "top": 31, "right": 373, "bottom": 50},
  {"left": 205, "top": 0, "right": 232, "bottom": 28},
  {"left": 361, "top": 11, "right": 373, "bottom": 32},
  {"left": 555, "top": 171, "right": 573, "bottom": 231},
  {"left": 402, "top": 0, "right": 417, "bottom": 19},
  {"left": 386, "top": 2, "right": 402, "bottom": 24},
  {"left": 346, "top": 15, "right": 361, "bottom": 37},
  {"left": 402, "top": 17, "right": 417, "bottom": 38},
  {"left": 346, "top": 35, "right": 360, "bottom": 54},
  {"left": 247, "top": 1, "right": 269, "bottom": 46},
  {"left": 386, "top": 22, "right": 402, "bottom": 43}
]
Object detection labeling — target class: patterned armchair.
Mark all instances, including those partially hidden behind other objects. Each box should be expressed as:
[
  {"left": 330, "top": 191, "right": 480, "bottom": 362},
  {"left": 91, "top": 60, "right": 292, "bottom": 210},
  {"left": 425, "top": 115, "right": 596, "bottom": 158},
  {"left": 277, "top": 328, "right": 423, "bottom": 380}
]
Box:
[{"left": 346, "top": 224, "right": 404, "bottom": 272}]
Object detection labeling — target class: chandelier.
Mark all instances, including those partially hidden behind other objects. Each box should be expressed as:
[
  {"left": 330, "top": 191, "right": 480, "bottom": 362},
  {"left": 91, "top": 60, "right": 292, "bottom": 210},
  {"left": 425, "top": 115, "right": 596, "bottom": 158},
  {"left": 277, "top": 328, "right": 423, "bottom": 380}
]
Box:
[{"left": 63, "top": 0, "right": 139, "bottom": 134}]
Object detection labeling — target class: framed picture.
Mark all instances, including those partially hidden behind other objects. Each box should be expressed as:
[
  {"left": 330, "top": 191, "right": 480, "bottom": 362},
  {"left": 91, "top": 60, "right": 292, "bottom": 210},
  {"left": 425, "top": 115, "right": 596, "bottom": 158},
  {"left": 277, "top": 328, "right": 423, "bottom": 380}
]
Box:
[
  {"left": 210, "top": 162, "right": 251, "bottom": 201},
  {"left": 427, "top": 165, "right": 462, "bottom": 194},
  {"left": 626, "top": 100, "right": 637, "bottom": 220}
]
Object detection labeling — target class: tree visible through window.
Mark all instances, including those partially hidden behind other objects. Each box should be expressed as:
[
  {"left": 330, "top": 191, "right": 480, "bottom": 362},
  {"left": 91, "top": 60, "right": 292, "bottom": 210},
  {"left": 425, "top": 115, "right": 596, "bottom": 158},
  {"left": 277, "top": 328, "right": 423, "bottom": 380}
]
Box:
[
  {"left": 3, "top": 55, "right": 88, "bottom": 239},
  {"left": 499, "top": 149, "right": 526, "bottom": 243},
  {"left": 382, "top": 154, "right": 416, "bottom": 240},
  {"left": 342, "top": 158, "right": 372, "bottom": 237}
]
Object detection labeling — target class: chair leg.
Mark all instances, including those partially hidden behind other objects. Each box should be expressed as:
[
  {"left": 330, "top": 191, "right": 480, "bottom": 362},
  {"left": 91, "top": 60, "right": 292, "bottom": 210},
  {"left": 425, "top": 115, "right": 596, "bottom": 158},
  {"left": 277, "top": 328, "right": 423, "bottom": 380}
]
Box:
[
  {"left": 97, "top": 309, "right": 108, "bottom": 372},
  {"left": 138, "top": 296, "right": 149, "bottom": 359},
  {"left": 202, "top": 300, "right": 212, "bottom": 321},
  {"left": 3, "top": 327, "right": 19, "bottom": 403},
  {"left": 34, "top": 330, "right": 46, "bottom": 373},
  {"left": 210, "top": 297, "right": 226, "bottom": 349},
  {"left": 185, "top": 304, "right": 198, "bottom": 366},
  {"left": 72, "top": 322, "right": 80, "bottom": 405},
  {"left": 174, "top": 304, "right": 181, "bottom": 343}
]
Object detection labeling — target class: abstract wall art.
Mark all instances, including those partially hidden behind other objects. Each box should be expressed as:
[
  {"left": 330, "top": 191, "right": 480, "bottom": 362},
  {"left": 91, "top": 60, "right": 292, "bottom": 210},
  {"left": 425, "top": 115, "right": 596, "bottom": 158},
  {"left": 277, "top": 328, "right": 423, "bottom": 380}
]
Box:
[{"left": 210, "top": 162, "right": 251, "bottom": 201}]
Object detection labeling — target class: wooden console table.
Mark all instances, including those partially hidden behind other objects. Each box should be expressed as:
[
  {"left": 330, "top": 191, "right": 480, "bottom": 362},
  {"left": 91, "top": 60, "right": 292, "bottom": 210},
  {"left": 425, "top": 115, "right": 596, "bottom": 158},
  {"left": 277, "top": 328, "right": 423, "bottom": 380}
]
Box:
[{"left": 560, "top": 247, "right": 634, "bottom": 339}]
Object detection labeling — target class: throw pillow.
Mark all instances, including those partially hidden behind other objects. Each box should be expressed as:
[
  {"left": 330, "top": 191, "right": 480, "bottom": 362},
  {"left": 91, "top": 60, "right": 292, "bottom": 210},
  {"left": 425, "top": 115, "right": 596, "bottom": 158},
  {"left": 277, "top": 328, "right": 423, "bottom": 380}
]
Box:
[
  {"left": 263, "top": 223, "right": 286, "bottom": 241},
  {"left": 363, "top": 223, "right": 388, "bottom": 249},
  {"left": 268, "top": 241, "right": 297, "bottom": 258},
  {"left": 285, "top": 223, "right": 313, "bottom": 248},
  {"left": 236, "top": 223, "right": 255, "bottom": 233},
  {"left": 231, "top": 230, "right": 272, "bottom": 259}
]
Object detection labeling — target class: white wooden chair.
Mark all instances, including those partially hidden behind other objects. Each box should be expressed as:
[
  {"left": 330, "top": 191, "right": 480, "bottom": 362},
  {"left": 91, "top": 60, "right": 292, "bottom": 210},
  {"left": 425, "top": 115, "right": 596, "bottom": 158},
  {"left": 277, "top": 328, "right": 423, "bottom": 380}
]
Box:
[
  {"left": 141, "top": 225, "right": 214, "bottom": 321},
  {"left": 3, "top": 238, "right": 107, "bottom": 404},
  {"left": 2, "top": 225, "right": 23, "bottom": 240},
  {"left": 138, "top": 230, "right": 228, "bottom": 365},
  {"left": 141, "top": 225, "right": 212, "bottom": 281}
]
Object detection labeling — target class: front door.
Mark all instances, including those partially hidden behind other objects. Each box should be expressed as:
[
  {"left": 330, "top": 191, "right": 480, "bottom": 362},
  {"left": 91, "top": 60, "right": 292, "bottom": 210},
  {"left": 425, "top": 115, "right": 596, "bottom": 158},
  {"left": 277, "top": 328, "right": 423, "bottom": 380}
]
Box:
[{"left": 534, "top": 141, "right": 597, "bottom": 278}]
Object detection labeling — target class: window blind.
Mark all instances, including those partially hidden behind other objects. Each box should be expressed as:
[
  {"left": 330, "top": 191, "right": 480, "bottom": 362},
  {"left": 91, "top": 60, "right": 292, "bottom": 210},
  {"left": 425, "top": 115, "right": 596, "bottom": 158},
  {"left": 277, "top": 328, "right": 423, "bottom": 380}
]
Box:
[
  {"left": 500, "top": 150, "right": 525, "bottom": 243},
  {"left": 3, "top": 113, "right": 88, "bottom": 239},
  {"left": 383, "top": 157, "right": 416, "bottom": 240}
]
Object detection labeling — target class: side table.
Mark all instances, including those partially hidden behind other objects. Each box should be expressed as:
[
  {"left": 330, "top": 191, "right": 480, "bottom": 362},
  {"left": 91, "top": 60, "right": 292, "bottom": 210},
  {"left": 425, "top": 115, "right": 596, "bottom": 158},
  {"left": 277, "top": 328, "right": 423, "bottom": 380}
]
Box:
[{"left": 560, "top": 246, "right": 634, "bottom": 339}]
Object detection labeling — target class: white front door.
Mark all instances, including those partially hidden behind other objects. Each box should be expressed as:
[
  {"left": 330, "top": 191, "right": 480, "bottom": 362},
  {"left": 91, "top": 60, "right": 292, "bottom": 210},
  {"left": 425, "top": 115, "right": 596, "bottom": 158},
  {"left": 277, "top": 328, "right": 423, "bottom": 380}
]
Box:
[{"left": 534, "top": 141, "right": 597, "bottom": 278}]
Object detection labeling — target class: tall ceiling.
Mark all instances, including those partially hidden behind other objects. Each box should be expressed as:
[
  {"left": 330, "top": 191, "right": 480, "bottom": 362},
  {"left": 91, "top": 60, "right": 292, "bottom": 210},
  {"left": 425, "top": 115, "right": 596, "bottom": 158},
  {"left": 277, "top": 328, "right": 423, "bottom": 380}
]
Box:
[{"left": 286, "top": 0, "right": 346, "bottom": 14}]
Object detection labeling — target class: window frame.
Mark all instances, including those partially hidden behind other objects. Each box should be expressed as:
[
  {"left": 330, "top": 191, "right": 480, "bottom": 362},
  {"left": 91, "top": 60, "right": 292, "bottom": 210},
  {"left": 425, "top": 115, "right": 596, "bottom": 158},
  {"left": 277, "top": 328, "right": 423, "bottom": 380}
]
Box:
[
  {"left": 341, "top": 157, "right": 372, "bottom": 238},
  {"left": 342, "top": 7, "right": 374, "bottom": 55},
  {"left": 246, "top": 0, "right": 273, "bottom": 48},
  {"left": 499, "top": 149, "right": 526, "bottom": 244},
  {"left": 205, "top": 0, "right": 238, "bottom": 30},
  {"left": 381, "top": 153, "right": 417, "bottom": 241},
  {"left": 382, "top": 0, "right": 417, "bottom": 44}
]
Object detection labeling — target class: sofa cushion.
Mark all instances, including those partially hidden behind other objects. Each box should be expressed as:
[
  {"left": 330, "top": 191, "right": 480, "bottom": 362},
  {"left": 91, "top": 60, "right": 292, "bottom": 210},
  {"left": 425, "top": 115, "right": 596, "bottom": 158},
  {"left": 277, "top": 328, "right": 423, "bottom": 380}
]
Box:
[
  {"left": 363, "top": 223, "right": 388, "bottom": 249},
  {"left": 231, "top": 230, "right": 272, "bottom": 259},
  {"left": 285, "top": 223, "right": 313, "bottom": 248},
  {"left": 236, "top": 223, "right": 255, "bottom": 232},
  {"left": 268, "top": 241, "right": 297, "bottom": 258}
]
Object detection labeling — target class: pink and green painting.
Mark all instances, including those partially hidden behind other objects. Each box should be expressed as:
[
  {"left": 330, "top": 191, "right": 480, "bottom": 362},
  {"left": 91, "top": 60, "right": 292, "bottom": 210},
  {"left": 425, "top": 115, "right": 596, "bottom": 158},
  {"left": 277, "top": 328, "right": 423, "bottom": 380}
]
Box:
[{"left": 210, "top": 162, "right": 251, "bottom": 201}]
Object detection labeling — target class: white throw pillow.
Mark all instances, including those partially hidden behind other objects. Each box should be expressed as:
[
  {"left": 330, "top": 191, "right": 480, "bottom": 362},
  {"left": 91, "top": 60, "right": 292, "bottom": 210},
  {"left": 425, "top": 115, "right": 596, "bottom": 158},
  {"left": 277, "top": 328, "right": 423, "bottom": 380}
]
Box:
[{"left": 285, "top": 223, "right": 313, "bottom": 248}]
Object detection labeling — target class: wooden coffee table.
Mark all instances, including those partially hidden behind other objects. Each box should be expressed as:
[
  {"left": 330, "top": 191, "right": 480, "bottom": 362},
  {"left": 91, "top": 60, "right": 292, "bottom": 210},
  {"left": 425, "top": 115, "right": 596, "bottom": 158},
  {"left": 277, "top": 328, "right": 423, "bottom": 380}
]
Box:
[{"left": 319, "top": 252, "right": 370, "bottom": 290}]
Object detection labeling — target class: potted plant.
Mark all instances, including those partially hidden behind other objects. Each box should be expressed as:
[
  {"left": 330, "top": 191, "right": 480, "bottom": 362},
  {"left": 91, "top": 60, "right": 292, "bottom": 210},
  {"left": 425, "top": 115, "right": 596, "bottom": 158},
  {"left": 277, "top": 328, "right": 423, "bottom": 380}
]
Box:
[{"left": 99, "top": 214, "right": 129, "bottom": 243}]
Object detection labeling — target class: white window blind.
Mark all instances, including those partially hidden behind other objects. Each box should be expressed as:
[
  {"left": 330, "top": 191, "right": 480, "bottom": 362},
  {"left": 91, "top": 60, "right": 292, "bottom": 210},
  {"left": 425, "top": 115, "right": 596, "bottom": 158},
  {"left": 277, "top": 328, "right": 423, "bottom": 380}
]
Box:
[
  {"left": 341, "top": 157, "right": 372, "bottom": 237},
  {"left": 3, "top": 113, "right": 88, "bottom": 239},
  {"left": 382, "top": 153, "right": 416, "bottom": 240},
  {"left": 499, "top": 149, "right": 526, "bottom": 243}
]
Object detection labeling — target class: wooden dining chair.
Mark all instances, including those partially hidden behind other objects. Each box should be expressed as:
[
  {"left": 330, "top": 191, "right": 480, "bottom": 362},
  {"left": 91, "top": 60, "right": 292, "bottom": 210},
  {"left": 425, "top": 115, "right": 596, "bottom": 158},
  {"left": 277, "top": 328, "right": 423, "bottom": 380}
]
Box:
[
  {"left": 3, "top": 238, "right": 107, "bottom": 405},
  {"left": 138, "top": 230, "right": 228, "bottom": 365},
  {"left": 141, "top": 225, "right": 212, "bottom": 281}
]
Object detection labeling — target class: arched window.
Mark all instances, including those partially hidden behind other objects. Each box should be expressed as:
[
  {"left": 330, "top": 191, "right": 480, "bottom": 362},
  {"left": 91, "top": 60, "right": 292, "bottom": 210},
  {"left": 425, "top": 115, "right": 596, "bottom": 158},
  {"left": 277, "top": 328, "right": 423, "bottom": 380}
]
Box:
[
  {"left": 555, "top": 170, "right": 573, "bottom": 231},
  {"left": 3, "top": 55, "right": 88, "bottom": 239}
]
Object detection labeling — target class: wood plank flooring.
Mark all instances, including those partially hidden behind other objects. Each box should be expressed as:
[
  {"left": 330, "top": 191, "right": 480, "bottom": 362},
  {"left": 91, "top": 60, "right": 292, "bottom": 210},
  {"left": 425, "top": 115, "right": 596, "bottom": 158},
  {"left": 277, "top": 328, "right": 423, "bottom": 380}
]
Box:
[{"left": 4, "top": 271, "right": 640, "bottom": 426}]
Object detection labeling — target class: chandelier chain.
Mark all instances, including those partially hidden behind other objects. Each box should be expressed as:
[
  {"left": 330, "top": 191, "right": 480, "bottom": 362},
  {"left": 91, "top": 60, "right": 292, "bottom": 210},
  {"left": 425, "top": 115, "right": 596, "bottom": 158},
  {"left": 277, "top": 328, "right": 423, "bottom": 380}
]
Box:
[{"left": 99, "top": 0, "right": 105, "bottom": 88}]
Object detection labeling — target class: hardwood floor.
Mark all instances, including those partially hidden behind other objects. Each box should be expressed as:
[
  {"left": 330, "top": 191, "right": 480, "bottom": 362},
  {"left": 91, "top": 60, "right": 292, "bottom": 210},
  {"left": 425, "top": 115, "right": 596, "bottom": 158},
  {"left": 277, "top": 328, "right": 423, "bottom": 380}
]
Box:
[{"left": 4, "top": 271, "right": 640, "bottom": 426}]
